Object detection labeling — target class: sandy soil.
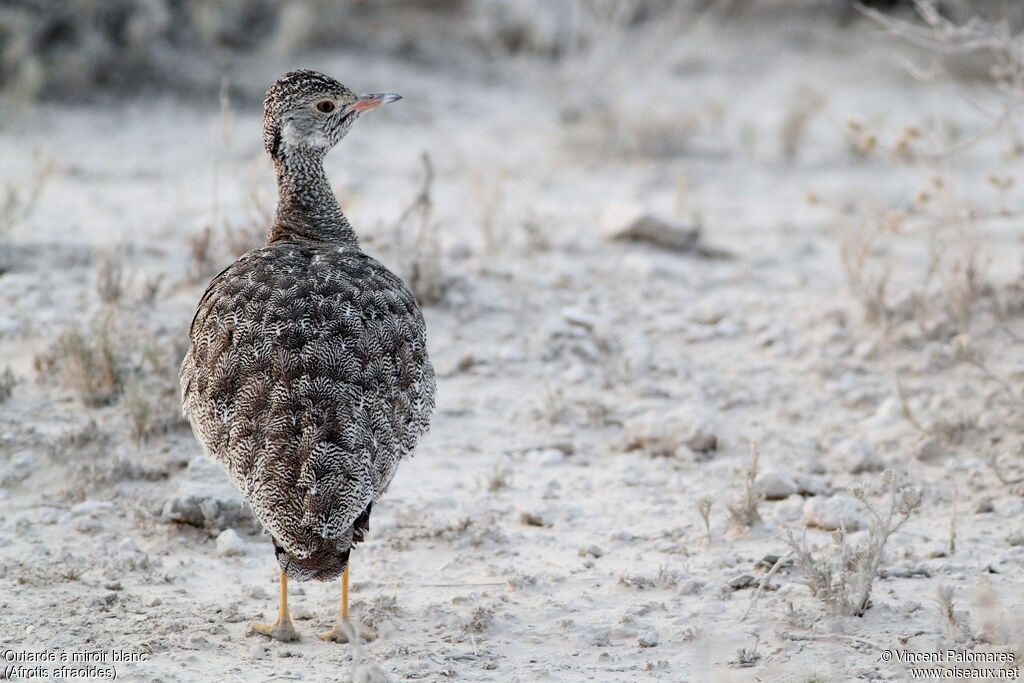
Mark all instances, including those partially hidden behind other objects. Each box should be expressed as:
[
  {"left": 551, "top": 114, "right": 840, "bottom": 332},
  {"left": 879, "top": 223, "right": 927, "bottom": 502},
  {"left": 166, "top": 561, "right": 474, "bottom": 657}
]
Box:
[{"left": 1, "top": 11, "right": 1023, "bottom": 682}]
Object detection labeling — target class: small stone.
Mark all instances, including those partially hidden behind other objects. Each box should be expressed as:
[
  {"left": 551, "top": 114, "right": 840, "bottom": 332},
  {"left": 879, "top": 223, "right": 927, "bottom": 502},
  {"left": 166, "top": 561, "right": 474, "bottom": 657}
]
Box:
[
  {"left": 578, "top": 545, "right": 604, "bottom": 558},
  {"left": 243, "top": 584, "right": 270, "bottom": 600},
  {"left": 638, "top": 629, "right": 659, "bottom": 648},
  {"left": 755, "top": 468, "right": 798, "bottom": 500},
  {"left": 519, "top": 511, "right": 548, "bottom": 527},
  {"left": 992, "top": 497, "right": 1024, "bottom": 518},
  {"left": 216, "top": 529, "right": 247, "bottom": 557},
  {"left": 728, "top": 575, "right": 756, "bottom": 591},
  {"left": 600, "top": 205, "right": 701, "bottom": 252},
  {"left": 792, "top": 472, "right": 829, "bottom": 496},
  {"left": 914, "top": 436, "right": 944, "bottom": 461},
  {"left": 838, "top": 437, "right": 884, "bottom": 474},
  {"left": 143, "top": 595, "right": 162, "bottom": 607},
  {"left": 527, "top": 448, "right": 566, "bottom": 466},
  {"left": 685, "top": 431, "right": 718, "bottom": 454},
  {"left": 250, "top": 645, "right": 267, "bottom": 660},
  {"left": 802, "top": 494, "right": 865, "bottom": 531},
  {"left": 623, "top": 406, "right": 717, "bottom": 458}
]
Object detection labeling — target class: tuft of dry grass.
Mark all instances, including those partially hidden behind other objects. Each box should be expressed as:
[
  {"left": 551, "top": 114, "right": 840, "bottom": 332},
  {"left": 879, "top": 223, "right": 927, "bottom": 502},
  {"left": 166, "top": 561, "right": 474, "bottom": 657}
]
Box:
[
  {"left": 0, "top": 152, "right": 55, "bottom": 237},
  {"left": 727, "top": 441, "right": 763, "bottom": 532},
  {"left": 0, "top": 366, "right": 16, "bottom": 402},
  {"left": 780, "top": 87, "right": 825, "bottom": 161},
  {"left": 35, "top": 317, "right": 124, "bottom": 407},
  {"left": 186, "top": 225, "right": 215, "bottom": 282},
  {"left": 96, "top": 252, "right": 124, "bottom": 304},
  {"left": 391, "top": 152, "right": 445, "bottom": 305},
  {"left": 697, "top": 495, "right": 714, "bottom": 545}
]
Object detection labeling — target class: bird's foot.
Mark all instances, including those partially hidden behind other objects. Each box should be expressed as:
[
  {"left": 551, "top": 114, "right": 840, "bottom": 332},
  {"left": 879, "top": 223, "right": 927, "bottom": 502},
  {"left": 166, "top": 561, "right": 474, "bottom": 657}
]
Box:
[
  {"left": 319, "top": 619, "right": 374, "bottom": 643},
  {"left": 250, "top": 615, "right": 300, "bottom": 642}
]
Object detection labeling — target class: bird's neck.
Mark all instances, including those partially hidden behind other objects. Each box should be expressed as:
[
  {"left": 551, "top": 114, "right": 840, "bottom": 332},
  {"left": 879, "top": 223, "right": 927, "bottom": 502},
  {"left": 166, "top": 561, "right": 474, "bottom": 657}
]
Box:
[{"left": 269, "top": 151, "right": 358, "bottom": 245}]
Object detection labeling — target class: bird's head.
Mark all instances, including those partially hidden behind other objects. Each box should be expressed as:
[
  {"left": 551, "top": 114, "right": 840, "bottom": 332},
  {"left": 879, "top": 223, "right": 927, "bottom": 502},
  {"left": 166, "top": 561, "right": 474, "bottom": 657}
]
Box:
[{"left": 263, "top": 69, "right": 401, "bottom": 160}]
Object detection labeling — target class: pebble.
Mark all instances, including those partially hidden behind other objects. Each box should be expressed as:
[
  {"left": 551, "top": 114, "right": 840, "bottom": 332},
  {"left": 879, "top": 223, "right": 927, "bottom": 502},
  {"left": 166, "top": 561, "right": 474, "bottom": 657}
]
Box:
[
  {"left": 578, "top": 545, "right": 604, "bottom": 558},
  {"left": 623, "top": 406, "right": 717, "bottom": 458},
  {"left": 755, "top": 468, "right": 798, "bottom": 500},
  {"left": 992, "top": 497, "right": 1024, "bottom": 518},
  {"left": 216, "top": 529, "right": 248, "bottom": 557},
  {"left": 792, "top": 472, "right": 829, "bottom": 496},
  {"left": 243, "top": 584, "right": 270, "bottom": 600},
  {"left": 802, "top": 494, "right": 865, "bottom": 531},
  {"left": 638, "top": 629, "right": 659, "bottom": 648},
  {"left": 527, "top": 448, "right": 567, "bottom": 466},
  {"left": 914, "top": 436, "right": 944, "bottom": 461},
  {"left": 685, "top": 431, "right": 718, "bottom": 454},
  {"left": 161, "top": 484, "right": 260, "bottom": 533},
  {"left": 836, "top": 437, "right": 884, "bottom": 474}
]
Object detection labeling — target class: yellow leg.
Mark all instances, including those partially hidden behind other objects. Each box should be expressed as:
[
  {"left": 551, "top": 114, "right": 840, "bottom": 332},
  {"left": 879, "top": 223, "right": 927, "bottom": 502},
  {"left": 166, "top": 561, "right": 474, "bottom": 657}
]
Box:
[
  {"left": 250, "top": 571, "right": 300, "bottom": 641},
  {"left": 319, "top": 564, "right": 361, "bottom": 642}
]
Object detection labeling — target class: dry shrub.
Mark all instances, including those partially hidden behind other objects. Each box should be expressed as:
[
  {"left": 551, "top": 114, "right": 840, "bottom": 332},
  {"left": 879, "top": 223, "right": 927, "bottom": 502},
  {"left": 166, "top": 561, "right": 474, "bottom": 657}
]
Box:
[{"left": 784, "top": 470, "right": 921, "bottom": 617}]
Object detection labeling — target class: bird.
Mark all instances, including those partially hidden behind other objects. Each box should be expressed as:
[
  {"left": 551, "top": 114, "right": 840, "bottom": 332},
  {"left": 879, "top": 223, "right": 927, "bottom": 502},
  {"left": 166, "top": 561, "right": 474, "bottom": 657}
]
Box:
[{"left": 179, "top": 70, "right": 436, "bottom": 642}]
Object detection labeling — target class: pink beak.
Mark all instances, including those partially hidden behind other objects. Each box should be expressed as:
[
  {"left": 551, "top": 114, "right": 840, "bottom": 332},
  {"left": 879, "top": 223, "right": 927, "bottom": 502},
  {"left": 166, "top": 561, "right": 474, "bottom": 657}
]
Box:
[{"left": 344, "top": 92, "right": 402, "bottom": 115}]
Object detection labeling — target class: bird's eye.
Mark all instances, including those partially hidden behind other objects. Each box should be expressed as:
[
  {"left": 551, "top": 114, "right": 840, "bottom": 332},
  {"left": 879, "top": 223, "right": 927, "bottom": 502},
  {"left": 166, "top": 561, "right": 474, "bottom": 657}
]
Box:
[{"left": 315, "top": 101, "right": 335, "bottom": 113}]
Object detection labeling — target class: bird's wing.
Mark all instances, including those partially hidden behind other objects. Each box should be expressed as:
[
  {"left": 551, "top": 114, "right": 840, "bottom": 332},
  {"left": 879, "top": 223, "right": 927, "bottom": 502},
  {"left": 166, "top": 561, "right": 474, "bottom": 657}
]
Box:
[{"left": 180, "top": 244, "right": 434, "bottom": 559}]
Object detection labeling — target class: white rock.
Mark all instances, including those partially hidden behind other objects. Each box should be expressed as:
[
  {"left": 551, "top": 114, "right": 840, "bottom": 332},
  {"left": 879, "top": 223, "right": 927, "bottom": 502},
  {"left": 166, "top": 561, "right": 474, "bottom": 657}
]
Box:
[
  {"left": 623, "top": 406, "right": 717, "bottom": 457},
  {"left": 71, "top": 500, "right": 116, "bottom": 516},
  {"left": 862, "top": 396, "right": 902, "bottom": 431},
  {"left": 914, "top": 436, "right": 944, "bottom": 461},
  {"left": 216, "top": 529, "right": 248, "bottom": 557},
  {"left": 792, "top": 472, "right": 829, "bottom": 496},
  {"left": 638, "top": 629, "right": 659, "bottom": 648},
  {"left": 755, "top": 468, "right": 798, "bottom": 500},
  {"left": 992, "top": 497, "right": 1024, "bottom": 518},
  {"left": 802, "top": 494, "right": 865, "bottom": 531}
]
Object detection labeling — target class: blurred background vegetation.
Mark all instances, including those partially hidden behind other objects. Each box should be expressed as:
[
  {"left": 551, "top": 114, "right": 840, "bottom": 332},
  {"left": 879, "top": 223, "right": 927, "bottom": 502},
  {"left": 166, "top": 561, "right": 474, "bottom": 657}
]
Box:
[{"left": 2, "top": 0, "right": 1022, "bottom": 106}]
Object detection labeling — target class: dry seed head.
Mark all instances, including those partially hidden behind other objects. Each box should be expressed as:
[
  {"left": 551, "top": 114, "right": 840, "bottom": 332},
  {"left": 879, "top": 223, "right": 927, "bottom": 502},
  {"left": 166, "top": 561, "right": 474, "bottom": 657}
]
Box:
[{"left": 899, "top": 487, "right": 921, "bottom": 515}]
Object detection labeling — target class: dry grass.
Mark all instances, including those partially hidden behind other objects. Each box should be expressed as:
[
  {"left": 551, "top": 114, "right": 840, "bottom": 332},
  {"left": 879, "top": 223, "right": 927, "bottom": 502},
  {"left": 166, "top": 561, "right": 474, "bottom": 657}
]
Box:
[
  {"left": 35, "top": 317, "right": 124, "bottom": 407},
  {"left": 96, "top": 252, "right": 125, "bottom": 305},
  {"left": 727, "top": 441, "right": 764, "bottom": 532},
  {"left": 780, "top": 86, "right": 825, "bottom": 161},
  {"left": 390, "top": 152, "right": 445, "bottom": 305},
  {"left": 0, "top": 366, "right": 16, "bottom": 402},
  {"left": 0, "top": 152, "right": 55, "bottom": 237},
  {"left": 697, "top": 495, "right": 714, "bottom": 545}
]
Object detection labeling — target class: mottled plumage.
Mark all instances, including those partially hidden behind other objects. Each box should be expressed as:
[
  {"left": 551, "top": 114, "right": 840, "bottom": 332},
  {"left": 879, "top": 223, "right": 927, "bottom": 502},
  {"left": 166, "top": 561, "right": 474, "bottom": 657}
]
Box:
[{"left": 180, "top": 70, "right": 435, "bottom": 585}]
